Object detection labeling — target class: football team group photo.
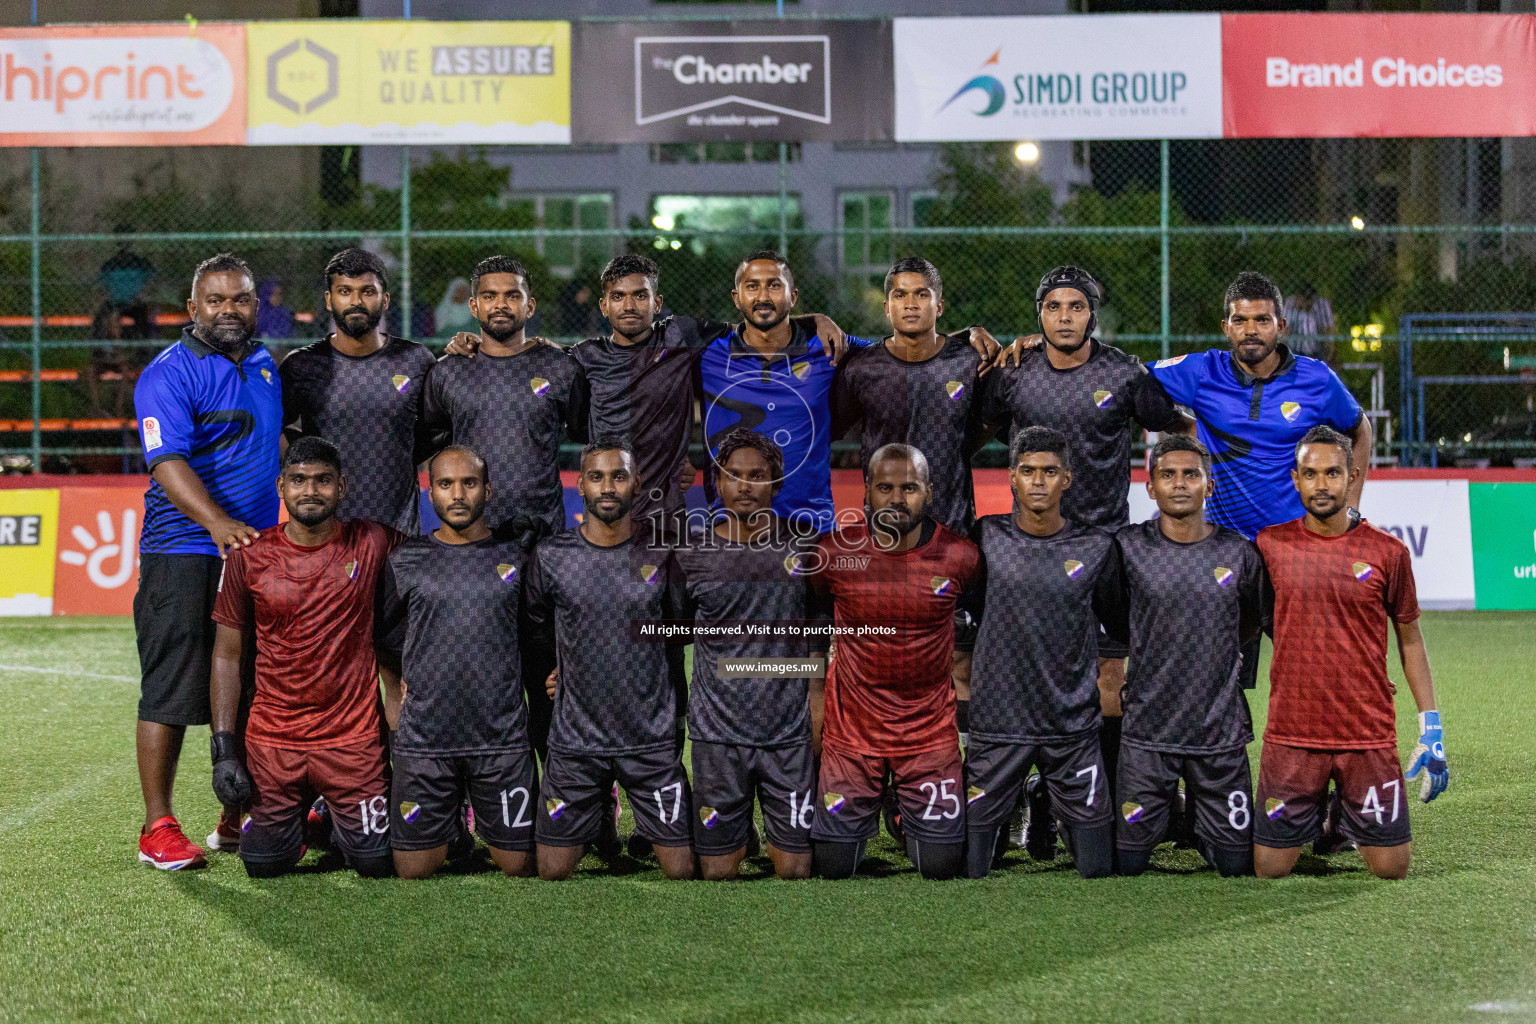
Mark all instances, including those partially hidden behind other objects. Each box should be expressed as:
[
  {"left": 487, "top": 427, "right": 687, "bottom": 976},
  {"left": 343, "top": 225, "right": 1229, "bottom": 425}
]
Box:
[{"left": 128, "top": 246, "right": 1449, "bottom": 886}]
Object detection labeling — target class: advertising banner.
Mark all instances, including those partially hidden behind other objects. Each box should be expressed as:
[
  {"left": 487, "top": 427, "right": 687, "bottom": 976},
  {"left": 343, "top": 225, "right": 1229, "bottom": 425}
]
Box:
[
  {"left": 0, "top": 489, "right": 59, "bottom": 616},
  {"left": 247, "top": 20, "right": 569, "bottom": 144},
  {"left": 893, "top": 15, "right": 1223, "bottom": 142},
  {"left": 1221, "top": 13, "right": 1536, "bottom": 139},
  {"left": 1469, "top": 483, "right": 1536, "bottom": 610},
  {"left": 572, "top": 21, "right": 891, "bottom": 143},
  {"left": 53, "top": 488, "right": 143, "bottom": 617},
  {"left": 1358, "top": 479, "right": 1476, "bottom": 610},
  {"left": 0, "top": 24, "right": 245, "bottom": 147}
]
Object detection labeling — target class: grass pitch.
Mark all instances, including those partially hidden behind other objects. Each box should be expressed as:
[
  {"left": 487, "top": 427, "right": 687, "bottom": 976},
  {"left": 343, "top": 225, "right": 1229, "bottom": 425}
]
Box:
[{"left": 1, "top": 612, "right": 1534, "bottom": 1024}]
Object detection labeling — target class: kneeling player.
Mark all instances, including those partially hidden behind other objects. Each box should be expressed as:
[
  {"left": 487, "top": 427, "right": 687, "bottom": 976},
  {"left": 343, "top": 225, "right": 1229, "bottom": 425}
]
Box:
[
  {"left": 963, "top": 427, "right": 1118, "bottom": 879},
  {"left": 808, "top": 444, "right": 978, "bottom": 881},
  {"left": 675, "top": 429, "right": 819, "bottom": 880},
  {"left": 1253, "top": 426, "right": 1448, "bottom": 880},
  {"left": 208, "top": 437, "right": 403, "bottom": 879},
  {"left": 376, "top": 446, "right": 541, "bottom": 879},
  {"left": 525, "top": 440, "right": 695, "bottom": 881},
  {"left": 1107, "top": 436, "right": 1263, "bottom": 877}
]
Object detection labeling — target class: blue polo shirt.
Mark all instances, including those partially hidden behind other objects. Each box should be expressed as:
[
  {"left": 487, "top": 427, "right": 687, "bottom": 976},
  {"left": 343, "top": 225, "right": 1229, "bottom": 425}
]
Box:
[
  {"left": 134, "top": 328, "right": 283, "bottom": 556},
  {"left": 698, "top": 323, "right": 869, "bottom": 534},
  {"left": 1147, "top": 344, "right": 1362, "bottom": 539}
]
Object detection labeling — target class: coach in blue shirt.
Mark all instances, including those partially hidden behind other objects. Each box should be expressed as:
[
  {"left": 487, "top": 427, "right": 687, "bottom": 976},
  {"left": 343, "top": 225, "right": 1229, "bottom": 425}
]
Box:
[
  {"left": 131, "top": 252, "right": 282, "bottom": 870},
  {"left": 1149, "top": 270, "right": 1371, "bottom": 697}
]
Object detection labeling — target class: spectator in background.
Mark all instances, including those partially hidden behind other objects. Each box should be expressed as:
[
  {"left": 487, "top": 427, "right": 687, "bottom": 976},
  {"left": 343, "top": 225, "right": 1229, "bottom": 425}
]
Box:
[
  {"left": 1283, "top": 282, "right": 1335, "bottom": 364},
  {"left": 255, "top": 280, "right": 295, "bottom": 340},
  {"left": 99, "top": 231, "right": 156, "bottom": 341},
  {"left": 555, "top": 278, "right": 603, "bottom": 339},
  {"left": 434, "top": 277, "right": 478, "bottom": 339},
  {"left": 85, "top": 299, "right": 133, "bottom": 419}
]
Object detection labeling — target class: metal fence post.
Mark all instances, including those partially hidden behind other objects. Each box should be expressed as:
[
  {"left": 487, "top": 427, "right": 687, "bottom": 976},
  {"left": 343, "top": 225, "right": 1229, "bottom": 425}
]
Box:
[
  {"left": 400, "top": 147, "right": 412, "bottom": 338},
  {"left": 1159, "top": 138, "right": 1170, "bottom": 360},
  {"left": 30, "top": 148, "right": 42, "bottom": 473},
  {"left": 778, "top": 143, "right": 789, "bottom": 255}
]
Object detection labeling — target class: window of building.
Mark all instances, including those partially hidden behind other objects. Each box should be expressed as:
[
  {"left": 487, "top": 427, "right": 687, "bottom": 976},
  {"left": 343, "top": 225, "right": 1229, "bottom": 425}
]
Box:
[
  {"left": 840, "top": 191, "right": 895, "bottom": 279},
  {"left": 650, "top": 142, "right": 801, "bottom": 164},
  {"left": 504, "top": 193, "right": 614, "bottom": 276},
  {"left": 909, "top": 190, "right": 940, "bottom": 229},
  {"left": 650, "top": 194, "right": 803, "bottom": 234}
]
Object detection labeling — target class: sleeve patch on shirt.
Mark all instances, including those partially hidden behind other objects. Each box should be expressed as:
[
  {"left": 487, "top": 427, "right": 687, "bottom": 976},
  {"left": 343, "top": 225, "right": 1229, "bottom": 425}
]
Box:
[
  {"left": 142, "top": 417, "right": 162, "bottom": 451},
  {"left": 1153, "top": 354, "right": 1187, "bottom": 368}
]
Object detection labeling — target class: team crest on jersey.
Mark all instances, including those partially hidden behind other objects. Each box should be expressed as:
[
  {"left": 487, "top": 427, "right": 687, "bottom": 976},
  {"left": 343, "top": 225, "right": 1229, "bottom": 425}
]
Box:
[
  {"left": 967, "top": 786, "right": 985, "bottom": 806},
  {"left": 945, "top": 380, "right": 965, "bottom": 401},
  {"left": 1154, "top": 354, "right": 1187, "bottom": 369},
  {"left": 699, "top": 807, "right": 719, "bottom": 830},
  {"left": 653, "top": 348, "right": 668, "bottom": 364},
  {"left": 1352, "top": 561, "right": 1373, "bottom": 582},
  {"left": 1265, "top": 798, "right": 1286, "bottom": 820},
  {"left": 1063, "top": 559, "right": 1085, "bottom": 579},
  {"left": 640, "top": 564, "right": 660, "bottom": 584},
  {"left": 546, "top": 798, "right": 568, "bottom": 820},
  {"left": 791, "top": 360, "right": 811, "bottom": 381},
  {"left": 823, "top": 792, "right": 845, "bottom": 815},
  {"left": 391, "top": 374, "right": 411, "bottom": 393},
  {"left": 343, "top": 560, "right": 359, "bottom": 580},
  {"left": 1280, "top": 401, "right": 1302, "bottom": 422},
  {"left": 784, "top": 553, "right": 806, "bottom": 577},
  {"left": 1213, "top": 567, "right": 1234, "bottom": 588},
  {"left": 930, "top": 575, "right": 954, "bottom": 596},
  {"left": 1122, "top": 802, "right": 1145, "bottom": 824},
  {"left": 496, "top": 563, "right": 517, "bottom": 582},
  {"left": 240, "top": 813, "right": 252, "bottom": 834},
  {"left": 261, "top": 368, "right": 273, "bottom": 384},
  {"left": 1093, "top": 389, "right": 1113, "bottom": 409},
  {"left": 529, "top": 377, "right": 551, "bottom": 397},
  {"left": 400, "top": 801, "right": 421, "bottom": 824}
]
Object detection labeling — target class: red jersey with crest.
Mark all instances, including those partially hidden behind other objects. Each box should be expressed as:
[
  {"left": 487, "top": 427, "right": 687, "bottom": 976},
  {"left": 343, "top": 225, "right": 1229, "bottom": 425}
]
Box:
[
  {"left": 813, "top": 519, "right": 980, "bottom": 757},
  {"left": 1257, "top": 518, "right": 1420, "bottom": 751},
  {"left": 213, "top": 519, "right": 404, "bottom": 750}
]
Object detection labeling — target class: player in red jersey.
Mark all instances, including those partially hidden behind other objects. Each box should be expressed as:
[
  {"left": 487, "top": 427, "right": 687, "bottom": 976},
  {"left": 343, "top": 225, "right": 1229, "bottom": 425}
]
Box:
[
  {"left": 208, "top": 436, "right": 405, "bottom": 879},
  {"left": 1253, "top": 425, "right": 1448, "bottom": 880},
  {"left": 807, "top": 443, "right": 980, "bottom": 880}
]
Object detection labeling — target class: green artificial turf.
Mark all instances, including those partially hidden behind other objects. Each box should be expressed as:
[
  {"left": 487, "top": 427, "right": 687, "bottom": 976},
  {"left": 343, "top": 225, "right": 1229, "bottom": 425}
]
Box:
[{"left": 1, "top": 612, "right": 1533, "bottom": 1024}]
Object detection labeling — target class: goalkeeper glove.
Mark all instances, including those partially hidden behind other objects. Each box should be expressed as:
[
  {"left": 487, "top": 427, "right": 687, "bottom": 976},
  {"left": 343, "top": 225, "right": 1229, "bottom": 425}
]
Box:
[
  {"left": 1405, "top": 710, "right": 1448, "bottom": 803},
  {"left": 210, "top": 730, "right": 253, "bottom": 808}
]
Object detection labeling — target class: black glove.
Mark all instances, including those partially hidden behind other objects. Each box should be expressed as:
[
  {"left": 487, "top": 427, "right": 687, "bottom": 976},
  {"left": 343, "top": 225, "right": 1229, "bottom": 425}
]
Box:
[
  {"left": 210, "top": 730, "right": 252, "bottom": 808},
  {"left": 494, "top": 512, "right": 554, "bottom": 552}
]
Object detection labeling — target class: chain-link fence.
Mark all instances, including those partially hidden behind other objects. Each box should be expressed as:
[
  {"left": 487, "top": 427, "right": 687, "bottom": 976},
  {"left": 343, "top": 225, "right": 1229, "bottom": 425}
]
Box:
[{"left": 2, "top": 136, "right": 1535, "bottom": 473}]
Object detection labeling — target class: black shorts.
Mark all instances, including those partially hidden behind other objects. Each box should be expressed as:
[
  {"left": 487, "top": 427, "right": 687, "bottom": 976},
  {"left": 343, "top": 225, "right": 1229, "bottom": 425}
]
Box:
[
  {"left": 690, "top": 739, "right": 816, "bottom": 856},
  {"left": 811, "top": 744, "right": 966, "bottom": 845},
  {"left": 1254, "top": 742, "right": 1411, "bottom": 849},
  {"left": 1117, "top": 744, "right": 1253, "bottom": 853},
  {"left": 1097, "top": 623, "right": 1129, "bottom": 662},
  {"left": 964, "top": 733, "right": 1112, "bottom": 833},
  {"left": 390, "top": 750, "right": 539, "bottom": 853},
  {"left": 133, "top": 553, "right": 222, "bottom": 726},
  {"left": 536, "top": 746, "right": 692, "bottom": 849}
]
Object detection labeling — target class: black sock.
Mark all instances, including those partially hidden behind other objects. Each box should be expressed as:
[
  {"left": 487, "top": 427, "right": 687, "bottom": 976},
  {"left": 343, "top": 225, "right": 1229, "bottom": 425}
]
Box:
[
  {"left": 1063, "top": 823, "right": 1114, "bottom": 879},
  {"left": 351, "top": 853, "right": 395, "bottom": 879},
  {"left": 1118, "top": 846, "right": 1152, "bottom": 876},
  {"left": 966, "top": 829, "right": 999, "bottom": 879},
  {"left": 906, "top": 836, "right": 964, "bottom": 880},
  {"left": 1199, "top": 839, "right": 1253, "bottom": 878},
  {"left": 812, "top": 839, "right": 865, "bottom": 880},
  {"left": 242, "top": 855, "right": 300, "bottom": 879}
]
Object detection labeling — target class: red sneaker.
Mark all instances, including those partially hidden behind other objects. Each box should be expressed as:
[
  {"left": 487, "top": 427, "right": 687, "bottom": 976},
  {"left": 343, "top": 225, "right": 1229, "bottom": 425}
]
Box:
[
  {"left": 139, "top": 816, "right": 207, "bottom": 870},
  {"left": 206, "top": 807, "right": 242, "bottom": 853}
]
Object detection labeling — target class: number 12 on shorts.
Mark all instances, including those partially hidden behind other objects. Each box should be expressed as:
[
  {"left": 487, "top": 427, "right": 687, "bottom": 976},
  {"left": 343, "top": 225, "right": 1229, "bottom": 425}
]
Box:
[{"left": 500, "top": 787, "right": 532, "bottom": 828}]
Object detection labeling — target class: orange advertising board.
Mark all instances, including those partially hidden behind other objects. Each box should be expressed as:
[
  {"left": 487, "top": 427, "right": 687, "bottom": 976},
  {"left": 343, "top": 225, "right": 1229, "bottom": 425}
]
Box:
[
  {"left": 53, "top": 487, "right": 143, "bottom": 616},
  {"left": 0, "top": 23, "right": 245, "bottom": 146}
]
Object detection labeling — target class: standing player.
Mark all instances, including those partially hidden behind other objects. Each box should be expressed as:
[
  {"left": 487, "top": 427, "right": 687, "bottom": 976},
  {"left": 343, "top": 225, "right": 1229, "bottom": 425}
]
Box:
[
  {"left": 673, "top": 428, "right": 819, "bottom": 880},
  {"left": 280, "top": 247, "right": 435, "bottom": 535},
  {"left": 702, "top": 252, "right": 1000, "bottom": 535},
  {"left": 422, "top": 255, "right": 582, "bottom": 533},
  {"left": 132, "top": 252, "right": 281, "bottom": 868},
  {"left": 977, "top": 265, "right": 1185, "bottom": 852},
  {"left": 962, "top": 427, "right": 1119, "bottom": 880},
  {"left": 207, "top": 437, "right": 403, "bottom": 879},
  {"left": 1253, "top": 427, "right": 1447, "bottom": 880},
  {"left": 808, "top": 444, "right": 979, "bottom": 881},
  {"left": 1106, "top": 436, "right": 1264, "bottom": 877},
  {"left": 524, "top": 440, "right": 695, "bottom": 881},
  {"left": 375, "top": 445, "right": 540, "bottom": 879}
]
